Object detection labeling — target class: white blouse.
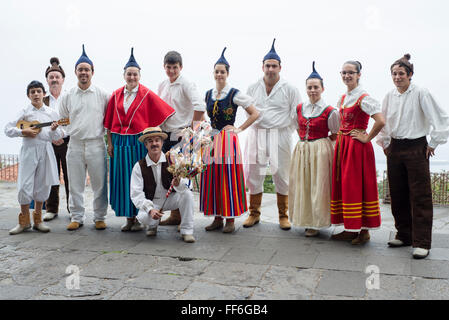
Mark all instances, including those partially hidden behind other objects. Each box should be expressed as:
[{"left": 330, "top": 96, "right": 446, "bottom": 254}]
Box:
[
  {"left": 123, "top": 85, "right": 139, "bottom": 114},
  {"left": 377, "top": 83, "right": 449, "bottom": 149},
  {"left": 337, "top": 85, "right": 381, "bottom": 116},
  {"left": 294, "top": 99, "right": 340, "bottom": 134},
  {"left": 210, "top": 84, "right": 254, "bottom": 109}
]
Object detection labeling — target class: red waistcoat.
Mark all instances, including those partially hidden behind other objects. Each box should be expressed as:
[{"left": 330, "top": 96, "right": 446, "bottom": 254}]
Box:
[
  {"left": 338, "top": 94, "right": 369, "bottom": 133},
  {"left": 296, "top": 103, "right": 334, "bottom": 141}
]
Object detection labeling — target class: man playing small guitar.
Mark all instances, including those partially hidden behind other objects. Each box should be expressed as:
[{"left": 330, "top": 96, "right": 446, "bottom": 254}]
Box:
[{"left": 4, "top": 81, "right": 65, "bottom": 235}]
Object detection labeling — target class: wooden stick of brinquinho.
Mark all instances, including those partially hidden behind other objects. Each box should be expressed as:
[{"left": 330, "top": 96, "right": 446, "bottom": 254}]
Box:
[
  {"left": 159, "top": 181, "right": 175, "bottom": 213},
  {"left": 159, "top": 166, "right": 203, "bottom": 213}
]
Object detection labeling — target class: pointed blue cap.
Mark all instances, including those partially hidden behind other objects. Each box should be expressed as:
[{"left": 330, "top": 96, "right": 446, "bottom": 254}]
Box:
[
  {"left": 263, "top": 38, "right": 281, "bottom": 63},
  {"left": 307, "top": 61, "right": 323, "bottom": 80},
  {"left": 124, "top": 47, "right": 141, "bottom": 70},
  {"left": 75, "top": 44, "right": 94, "bottom": 68},
  {"left": 214, "top": 47, "right": 230, "bottom": 67}
]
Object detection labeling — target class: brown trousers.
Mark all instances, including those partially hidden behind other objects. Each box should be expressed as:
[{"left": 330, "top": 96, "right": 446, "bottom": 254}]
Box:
[
  {"left": 45, "top": 137, "right": 70, "bottom": 213},
  {"left": 386, "top": 137, "right": 433, "bottom": 249}
]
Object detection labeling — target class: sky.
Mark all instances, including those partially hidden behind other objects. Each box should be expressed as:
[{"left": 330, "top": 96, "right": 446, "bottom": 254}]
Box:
[{"left": 1, "top": 0, "right": 448, "bottom": 171}]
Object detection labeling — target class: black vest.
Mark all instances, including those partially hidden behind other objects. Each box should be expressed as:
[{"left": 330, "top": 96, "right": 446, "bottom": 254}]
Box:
[
  {"left": 138, "top": 157, "right": 175, "bottom": 201},
  {"left": 205, "top": 88, "right": 239, "bottom": 131},
  {"left": 43, "top": 96, "right": 50, "bottom": 106}
]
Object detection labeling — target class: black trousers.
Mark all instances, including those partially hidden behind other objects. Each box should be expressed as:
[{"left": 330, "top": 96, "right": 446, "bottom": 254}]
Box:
[
  {"left": 386, "top": 137, "right": 433, "bottom": 249},
  {"left": 45, "top": 137, "right": 70, "bottom": 213},
  {"left": 162, "top": 132, "right": 182, "bottom": 153}
]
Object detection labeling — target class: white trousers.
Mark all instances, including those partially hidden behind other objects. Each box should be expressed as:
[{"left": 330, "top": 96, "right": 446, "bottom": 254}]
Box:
[
  {"left": 66, "top": 138, "right": 108, "bottom": 223},
  {"left": 136, "top": 190, "right": 195, "bottom": 235},
  {"left": 17, "top": 144, "right": 57, "bottom": 204},
  {"left": 244, "top": 126, "right": 293, "bottom": 195}
]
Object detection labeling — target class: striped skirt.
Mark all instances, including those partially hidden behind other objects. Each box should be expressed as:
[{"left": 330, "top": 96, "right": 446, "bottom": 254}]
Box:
[
  {"left": 200, "top": 130, "right": 248, "bottom": 218},
  {"left": 109, "top": 133, "right": 146, "bottom": 218},
  {"left": 331, "top": 135, "right": 381, "bottom": 231}
]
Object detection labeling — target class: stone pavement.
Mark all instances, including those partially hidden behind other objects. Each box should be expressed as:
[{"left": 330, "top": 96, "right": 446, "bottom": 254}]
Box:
[{"left": 1, "top": 181, "right": 449, "bottom": 300}]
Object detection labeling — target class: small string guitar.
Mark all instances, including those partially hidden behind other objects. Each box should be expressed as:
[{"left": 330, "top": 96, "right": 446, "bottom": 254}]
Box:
[{"left": 16, "top": 118, "right": 70, "bottom": 133}]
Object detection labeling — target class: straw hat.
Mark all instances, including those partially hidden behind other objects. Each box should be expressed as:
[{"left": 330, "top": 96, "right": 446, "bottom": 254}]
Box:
[{"left": 138, "top": 127, "right": 168, "bottom": 143}]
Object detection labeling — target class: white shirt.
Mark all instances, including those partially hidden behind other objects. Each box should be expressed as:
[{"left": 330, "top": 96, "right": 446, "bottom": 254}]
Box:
[
  {"left": 338, "top": 84, "right": 381, "bottom": 116},
  {"left": 210, "top": 84, "right": 254, "bottom": 109},
  {"left": 4, "top": 104, "right": 64, "bottom": 146},
  {"left": 47, "top": 93, "right": 60, "bottom": 110},
  {"left": 158, "top": 75, "right": 206, "bottom": 133},
  {"left": 294, "top": 99, "right": 340, "bottom": 134},
  {"left": 247, "top": 77, "right": 301, "bottom": 129},
  {"left": 130, "top": 152, "right": 188, "bottom": 214},
  {"left": 46, "top": 92, "right": 68, "bottom": 138},
  {"left": 123, "top": 85, "right": 139, "bottom": 114},
  {"left": 377, "top": 83, "right": 449, "bottom": 149},
  {"left": 58, "top": 84, "right": 110, "bottom": 140}
]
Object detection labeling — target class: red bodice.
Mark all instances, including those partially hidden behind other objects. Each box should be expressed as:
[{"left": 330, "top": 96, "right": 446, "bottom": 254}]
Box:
[
  {"left": 338, "top": 93, "right": 369, "bottom": 133},
  {"left": 297, "top": 103, "right": 334, "bottom": 141}
]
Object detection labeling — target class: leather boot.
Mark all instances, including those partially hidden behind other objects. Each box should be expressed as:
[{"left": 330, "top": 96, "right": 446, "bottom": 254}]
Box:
[
  {"left": 243, "top": 193, "right": 262, "bottom": 228},
  {"left": 277, "top": 193, "right": 291, "bottom": 230},
  {"left": 205, "top": 218, "right": 224, "bottom": 231},
  {"left": 159, "top": 208, "right": 181, "bottom": 226},
  {"left": 223, "top": 219, "right": 235, "bottom": 233},
  {"left": 32, "top": 211, "right": 50, "bottom": 233},
  {"left": 121, "top": 218, "right": 134, "bottom": 232},
  {"left": 351, "top": 231, "right": 370, "bottom": 245},
  {"left": 9, "top": 212, "right": 31, "bottom": 235},
  {"left": 331, "top": 231, "right": 358, "bottom": 241}
]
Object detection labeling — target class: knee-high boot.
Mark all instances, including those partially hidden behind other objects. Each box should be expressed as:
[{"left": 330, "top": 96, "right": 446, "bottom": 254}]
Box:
[
  {"left": 243, "top": 193, "right": 263, "bottom": 228},
  {"left": 277, "top": 193, "right": 291, "bottom": 230}
]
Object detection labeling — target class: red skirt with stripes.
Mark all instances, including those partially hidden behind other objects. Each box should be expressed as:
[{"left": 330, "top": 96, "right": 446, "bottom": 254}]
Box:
[
  {"left": 200, "top": 130, "right": 248, "bottom": 218},
  {"left": 331, "top": 135, "right": 381, "bottom": 231}
]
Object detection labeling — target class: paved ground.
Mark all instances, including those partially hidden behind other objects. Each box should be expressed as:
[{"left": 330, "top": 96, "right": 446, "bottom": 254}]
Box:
[{"left": 1, "top": 181, "right": 449, "bottom": 300}]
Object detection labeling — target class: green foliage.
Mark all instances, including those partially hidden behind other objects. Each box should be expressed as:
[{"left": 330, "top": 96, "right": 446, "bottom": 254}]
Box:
[{"left": 264, "top": 175, "right": 276, "bottom": 194}]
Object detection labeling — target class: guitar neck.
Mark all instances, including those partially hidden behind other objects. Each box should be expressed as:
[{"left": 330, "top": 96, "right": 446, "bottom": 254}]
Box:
[{"left": 33, "top": 122, "right": 53, "bottom": 128}]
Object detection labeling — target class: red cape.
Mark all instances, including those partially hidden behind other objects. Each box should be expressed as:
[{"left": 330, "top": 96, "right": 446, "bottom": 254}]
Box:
[{"left": 104, "top": 84, "right": 175, "bottom": 135}]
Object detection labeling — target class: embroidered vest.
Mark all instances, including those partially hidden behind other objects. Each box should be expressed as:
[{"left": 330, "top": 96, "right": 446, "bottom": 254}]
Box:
[
  {"left": 338, "top": 93, "right": 370, "bottom": 133},
  {"left": 297, "top": 103, "right": 334, "bottom": 141},
  {"left": 138, "top": 157, "right": 174, "bottom": 201},
  {"left": 205, "top": 88, "right": 239, "bottom": 131}
]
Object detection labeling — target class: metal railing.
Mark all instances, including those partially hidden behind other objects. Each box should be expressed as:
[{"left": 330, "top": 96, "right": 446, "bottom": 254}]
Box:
[
  {"left": 2, "top": 154, "right": 448, "bottom": 206},
  {"left": 0, "top": 154, "right": 19, "bottom": 182},
  {"left": 381, "top": 170, "right": 449, "bottom": 207}
]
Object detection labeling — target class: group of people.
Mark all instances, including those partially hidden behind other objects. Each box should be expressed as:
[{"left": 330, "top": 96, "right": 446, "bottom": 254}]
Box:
[{"left": 4, "top": 40, "right": 449, "bottom": 259}]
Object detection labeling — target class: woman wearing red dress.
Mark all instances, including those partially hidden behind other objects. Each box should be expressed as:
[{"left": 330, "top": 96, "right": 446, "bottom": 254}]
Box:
[{"left": 331, "top": 61, "right": 385, "bottom": 245}]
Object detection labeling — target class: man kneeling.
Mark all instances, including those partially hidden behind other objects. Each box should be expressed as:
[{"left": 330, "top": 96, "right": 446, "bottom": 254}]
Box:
[{"left": 130, "top": 127, "right": 195, "bottom": 243}]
